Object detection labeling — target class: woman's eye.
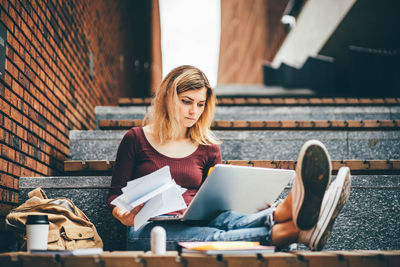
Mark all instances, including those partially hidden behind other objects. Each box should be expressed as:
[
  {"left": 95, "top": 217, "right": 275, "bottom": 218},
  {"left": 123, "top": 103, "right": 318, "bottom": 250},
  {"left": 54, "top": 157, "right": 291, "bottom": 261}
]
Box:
[
  {"left": 198, "top": 103, "right": 205, "bottom": 108},
  {"left": 182, "top": 99, "right": 191, "bottom": 104}
]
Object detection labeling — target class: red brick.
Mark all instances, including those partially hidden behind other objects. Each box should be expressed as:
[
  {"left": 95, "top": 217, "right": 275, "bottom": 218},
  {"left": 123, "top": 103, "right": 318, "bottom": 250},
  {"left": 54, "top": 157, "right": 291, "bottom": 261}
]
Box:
[
  {"left": 10, "top": 106, "right": 23, "bottom": 124},
  {"left": 0, "top": 173, "right": 16, "bottom": 189},
  {"left": 16, "top": 125, "right": 26, "bottom": 140},
  {"left": 20, "top": 166, "right": 34, "bottom": 177},
  {"left": 5, "top": 60, "right": 18, "bottom": 80},
  {"left": 12, "top": 51, "right": 25, "bottom": 71},
  {"left": 11, "top": 79, "right": 23, "bottom": 98},
  {"left": 7, "top": 2, "right": 17, "bottom": 21},
  {"left": 0, "top": 99, "right": 11, "bottom": 116},
  {"left": 0, "top": 158, "right": 9, "bottom": 172},
  {"left": 1, "top": 143, "right": 15, "bottom": 161},
  {"left": 10, "top": 191, "right": 17, "bottom": 204},
  {"left": 0, "top": 0, "right": 9, "bottom": 9},
  {"left": 0, "top": 126, "right": 4, "bottom": 142},
  {"left": 20, "top": 140, "right": 29, "bottom": 154},
  {"left": 4, "top": 73, "right": 12, "bottom": 86},
  {"left": 8, "top": 162, "right": 21, "bottom": 177},
  {"left": 24, "top": 154, "right": 36, "bottom": 170}
]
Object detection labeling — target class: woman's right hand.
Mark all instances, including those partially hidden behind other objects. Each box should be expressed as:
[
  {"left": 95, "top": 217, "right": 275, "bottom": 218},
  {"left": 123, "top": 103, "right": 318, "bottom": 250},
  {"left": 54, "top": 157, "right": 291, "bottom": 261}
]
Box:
[{"left": 112, "top": 204, "right": 145, "bottom": 226}]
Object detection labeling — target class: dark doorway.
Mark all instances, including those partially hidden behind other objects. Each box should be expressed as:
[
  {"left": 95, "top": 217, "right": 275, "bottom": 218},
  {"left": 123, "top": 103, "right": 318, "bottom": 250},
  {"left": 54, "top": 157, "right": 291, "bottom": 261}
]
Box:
[{"left": 119, "top": 0, "right": 152, "bottom": 98}]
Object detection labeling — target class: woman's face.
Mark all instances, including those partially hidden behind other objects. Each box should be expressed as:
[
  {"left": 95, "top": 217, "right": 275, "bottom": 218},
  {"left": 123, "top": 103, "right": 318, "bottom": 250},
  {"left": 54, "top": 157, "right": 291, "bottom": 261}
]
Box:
[{"left": 177, "top": 87, "right": 207, "bottom": 128}]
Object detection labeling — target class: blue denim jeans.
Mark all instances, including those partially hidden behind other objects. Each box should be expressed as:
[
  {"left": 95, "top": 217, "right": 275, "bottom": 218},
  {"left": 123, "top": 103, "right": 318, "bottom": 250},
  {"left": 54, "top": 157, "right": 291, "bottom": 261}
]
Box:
[{"left": 126, "top": 205, "right": 277, "bottom": 251}]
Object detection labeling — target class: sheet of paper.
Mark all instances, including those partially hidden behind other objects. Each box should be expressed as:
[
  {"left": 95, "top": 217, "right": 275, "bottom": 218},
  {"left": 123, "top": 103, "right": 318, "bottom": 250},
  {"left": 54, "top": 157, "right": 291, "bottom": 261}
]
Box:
[
  {"left": 111, "top": 166, "right": 172, "bottom": 211},
  {"left": 122, "top": 166, "right": 172, "bottom": 199},
  {"left": 111, "top": 166, "right": 188, "bottom": 229},
  {"left": 155, "top": 184, "right": 187, "bottom": 216},
  {"left": 133, "top": 193, "right": 164, "bottom": 230},
  {"left": 133, "top": 181, "right": 187, "bottom": 230},
  {"left": 111, "top": 180, "right": 174, "bottom": 212}
]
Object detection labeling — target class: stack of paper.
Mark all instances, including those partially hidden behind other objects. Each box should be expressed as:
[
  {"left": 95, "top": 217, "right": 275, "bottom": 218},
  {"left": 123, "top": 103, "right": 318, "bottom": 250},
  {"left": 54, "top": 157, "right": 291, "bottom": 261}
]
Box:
[
  {"left": 111, "top": 166, "right": 187, "bottom": 229},
  {"left": 178, "top": 241, "right": 275, "bottom": 255}
]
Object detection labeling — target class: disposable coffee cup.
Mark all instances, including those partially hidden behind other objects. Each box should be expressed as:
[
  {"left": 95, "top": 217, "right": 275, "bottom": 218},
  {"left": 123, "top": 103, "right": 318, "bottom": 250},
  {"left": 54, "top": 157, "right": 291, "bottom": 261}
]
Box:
[{"left": 26, "top": 215, "right": 49, "bottom": 251}]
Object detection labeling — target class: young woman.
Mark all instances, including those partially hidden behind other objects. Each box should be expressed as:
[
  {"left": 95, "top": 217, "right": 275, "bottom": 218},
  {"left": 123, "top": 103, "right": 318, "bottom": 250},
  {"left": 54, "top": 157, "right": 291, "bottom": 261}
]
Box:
[{"left": 107, "top": 65, "right": 351, "bottom": 251}]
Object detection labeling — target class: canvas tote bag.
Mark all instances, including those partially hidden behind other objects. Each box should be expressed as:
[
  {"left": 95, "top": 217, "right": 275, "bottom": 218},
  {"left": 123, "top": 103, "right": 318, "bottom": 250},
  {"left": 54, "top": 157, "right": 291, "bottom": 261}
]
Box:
[{"left": 5, "top": 188, "right": 103, "bottom": 250}]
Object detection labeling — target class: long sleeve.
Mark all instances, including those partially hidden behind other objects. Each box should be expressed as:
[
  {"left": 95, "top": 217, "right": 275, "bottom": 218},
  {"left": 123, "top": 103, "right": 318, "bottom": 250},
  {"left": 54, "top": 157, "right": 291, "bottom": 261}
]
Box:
[
  {"left": 106, "top": 129, "right": 137, "bottom": 211},
  {"left": 202, "top": 144, "right": 222, "bottom": 182}
]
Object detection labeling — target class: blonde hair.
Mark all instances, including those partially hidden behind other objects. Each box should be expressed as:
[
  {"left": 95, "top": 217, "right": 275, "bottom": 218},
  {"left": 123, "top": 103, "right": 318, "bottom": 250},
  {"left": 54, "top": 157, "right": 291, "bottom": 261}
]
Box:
[{"left": 144, "top": 65, "right": 220, "bottom": 145}]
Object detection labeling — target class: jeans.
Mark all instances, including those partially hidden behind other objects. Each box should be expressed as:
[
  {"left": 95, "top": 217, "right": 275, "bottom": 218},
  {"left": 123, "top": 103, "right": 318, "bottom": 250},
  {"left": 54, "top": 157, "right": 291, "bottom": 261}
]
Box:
[{"left": 126, "top": 204, "right": 277, "bottom": 251}]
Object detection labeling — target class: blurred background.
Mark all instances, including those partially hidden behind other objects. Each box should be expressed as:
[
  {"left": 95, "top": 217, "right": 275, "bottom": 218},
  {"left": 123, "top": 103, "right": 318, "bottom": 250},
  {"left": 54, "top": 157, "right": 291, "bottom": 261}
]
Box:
[{"left": 117, "top": 0, "right": 400, "bottom": 98}]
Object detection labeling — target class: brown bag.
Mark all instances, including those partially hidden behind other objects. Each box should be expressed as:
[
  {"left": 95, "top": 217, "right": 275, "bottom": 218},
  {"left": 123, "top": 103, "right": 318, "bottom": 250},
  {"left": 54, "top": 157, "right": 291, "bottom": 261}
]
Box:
[{"left": 5, "top": 188, "right": 103, "bottom": 250}]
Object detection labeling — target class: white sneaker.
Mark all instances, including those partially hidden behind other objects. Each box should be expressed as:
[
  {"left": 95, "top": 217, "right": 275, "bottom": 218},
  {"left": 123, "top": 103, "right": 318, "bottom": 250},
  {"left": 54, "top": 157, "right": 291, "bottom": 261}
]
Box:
[
  {"left": 292, "top": 140, "right": 331, "bottom": 230},
  {"left": 298, "top": 167, "right": 352, "bottom": 251}
]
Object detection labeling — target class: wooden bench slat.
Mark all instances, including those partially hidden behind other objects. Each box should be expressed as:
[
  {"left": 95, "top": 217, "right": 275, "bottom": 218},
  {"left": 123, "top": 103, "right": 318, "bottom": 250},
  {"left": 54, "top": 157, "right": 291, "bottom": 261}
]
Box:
[
  {"left": 64, "top": 160, "right": 88, "bottom": 172},
  {"left": 2, "top": 251, "right": 400, "bottom": 266},
  {"left": 64, "top": 160, "right": 400, "bottom": 175},
  {"left": 140, "top": 252, "right": 183, "bottom": 267}
]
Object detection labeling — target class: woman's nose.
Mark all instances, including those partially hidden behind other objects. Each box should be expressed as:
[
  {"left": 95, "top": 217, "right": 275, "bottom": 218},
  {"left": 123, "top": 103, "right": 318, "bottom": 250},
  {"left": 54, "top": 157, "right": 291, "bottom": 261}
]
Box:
[{"left": 189, "top": 104, "right": 197, "bottom": 114}]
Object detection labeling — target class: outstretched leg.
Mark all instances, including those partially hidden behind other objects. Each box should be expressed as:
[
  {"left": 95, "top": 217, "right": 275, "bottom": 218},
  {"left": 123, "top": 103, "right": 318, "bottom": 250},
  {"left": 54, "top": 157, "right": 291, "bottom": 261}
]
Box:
[
  {"left": 270, "top": 140, "right": 346, "bottom": 250},
  {"left": 271, "top": 163, "right": 351, "bottom": 250}
]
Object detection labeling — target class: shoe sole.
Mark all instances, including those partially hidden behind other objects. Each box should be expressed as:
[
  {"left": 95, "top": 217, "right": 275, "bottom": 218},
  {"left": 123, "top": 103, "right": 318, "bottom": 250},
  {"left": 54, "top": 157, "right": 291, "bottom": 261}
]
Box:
[
  {"left": 293, "top": 140, "right": 331, "bottom": 230},
  {"left": 309, "top": 167, "right": 351, "bottom": 250}
]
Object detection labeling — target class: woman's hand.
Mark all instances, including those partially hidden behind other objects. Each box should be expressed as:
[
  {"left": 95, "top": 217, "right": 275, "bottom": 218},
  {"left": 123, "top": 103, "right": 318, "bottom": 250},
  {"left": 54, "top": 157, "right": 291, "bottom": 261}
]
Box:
[{"left": 112, "top": 204, "right": 145, "bottom": 226}]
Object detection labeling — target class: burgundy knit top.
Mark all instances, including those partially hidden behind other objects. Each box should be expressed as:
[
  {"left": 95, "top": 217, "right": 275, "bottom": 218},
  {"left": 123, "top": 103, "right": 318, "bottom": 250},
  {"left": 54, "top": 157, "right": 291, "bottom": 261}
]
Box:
[{"left": 106, "top": 127, "right": 222, "bottom": 214}]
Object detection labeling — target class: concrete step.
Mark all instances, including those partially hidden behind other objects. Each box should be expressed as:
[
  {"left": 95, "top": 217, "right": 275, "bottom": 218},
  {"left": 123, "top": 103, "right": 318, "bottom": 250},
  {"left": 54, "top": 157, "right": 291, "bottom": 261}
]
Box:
[
  {"left": 18, "top": 174, "right": 400, "bottom": 251},
  {"left": 69, "top": 130, "right": 400, "bottom": 161},
  {"left": 95, "top": 106, "right": 400, "bottom": 127}
]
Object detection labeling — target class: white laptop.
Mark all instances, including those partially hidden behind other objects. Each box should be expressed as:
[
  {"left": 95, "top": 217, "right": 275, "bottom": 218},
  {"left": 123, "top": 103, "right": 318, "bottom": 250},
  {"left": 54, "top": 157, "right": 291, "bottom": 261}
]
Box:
[{"left": 150, "top": 164, "right": 294, "bottom": 221}]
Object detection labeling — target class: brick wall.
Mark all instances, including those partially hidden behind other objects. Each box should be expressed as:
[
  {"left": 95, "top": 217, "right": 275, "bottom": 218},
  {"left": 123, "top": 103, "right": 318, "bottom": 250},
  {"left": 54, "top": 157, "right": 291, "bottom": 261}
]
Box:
[{"left": 0, "top": 0, "right": 137, "bottom": 217}]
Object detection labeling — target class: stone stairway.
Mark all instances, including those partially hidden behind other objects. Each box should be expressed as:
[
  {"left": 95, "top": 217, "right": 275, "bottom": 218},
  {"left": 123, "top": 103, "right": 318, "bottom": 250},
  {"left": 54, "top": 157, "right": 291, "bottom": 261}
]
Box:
[{"left": 18, "top": 98, "right": 400, "bottom": 251}]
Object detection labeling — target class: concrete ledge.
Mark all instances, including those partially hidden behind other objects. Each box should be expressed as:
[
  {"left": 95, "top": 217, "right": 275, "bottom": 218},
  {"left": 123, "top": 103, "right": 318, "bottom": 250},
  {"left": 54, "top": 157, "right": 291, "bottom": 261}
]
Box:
[{"left": 19, "top": 175, "right": 400, "bottom": 251}]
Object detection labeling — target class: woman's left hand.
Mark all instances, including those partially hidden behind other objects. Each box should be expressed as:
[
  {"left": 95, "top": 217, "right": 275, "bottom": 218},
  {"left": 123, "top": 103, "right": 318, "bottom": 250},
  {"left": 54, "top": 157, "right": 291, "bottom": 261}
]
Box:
[{"left": 112, "top": 204, "right": 145, "bottom": 226}]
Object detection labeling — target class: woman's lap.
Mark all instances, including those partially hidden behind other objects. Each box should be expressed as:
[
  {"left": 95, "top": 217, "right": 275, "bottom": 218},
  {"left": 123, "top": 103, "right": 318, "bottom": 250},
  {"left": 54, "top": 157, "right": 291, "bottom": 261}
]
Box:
[{"left": 127, "top": 208, "right": 275, "bottom": 251}]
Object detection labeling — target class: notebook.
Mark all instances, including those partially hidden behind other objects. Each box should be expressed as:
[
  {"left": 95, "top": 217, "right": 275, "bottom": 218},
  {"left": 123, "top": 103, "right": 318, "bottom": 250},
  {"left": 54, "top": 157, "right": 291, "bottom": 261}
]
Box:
[{"left": 150, "top": 164, "right": 294, "bottom": 221}]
